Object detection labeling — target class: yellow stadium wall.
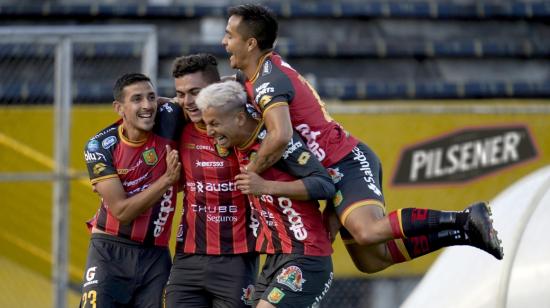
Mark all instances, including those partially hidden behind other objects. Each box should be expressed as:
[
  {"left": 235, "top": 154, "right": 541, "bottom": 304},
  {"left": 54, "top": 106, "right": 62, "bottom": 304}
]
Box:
[{"left": 0, "top": 101, "right": 549, "bottom": 287}]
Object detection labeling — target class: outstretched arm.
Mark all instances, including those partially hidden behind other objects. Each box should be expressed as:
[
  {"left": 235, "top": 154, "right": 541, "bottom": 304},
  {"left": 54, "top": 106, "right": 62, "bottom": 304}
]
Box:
[{"left": 95, "top": 145, "right": 181, "bottom": 224}]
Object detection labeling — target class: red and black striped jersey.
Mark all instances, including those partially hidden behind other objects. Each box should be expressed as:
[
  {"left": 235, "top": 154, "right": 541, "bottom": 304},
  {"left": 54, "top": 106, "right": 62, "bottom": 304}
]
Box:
[
  {"left": 176, "top": 122, "right": 255, "bottom": 254},
  {"left": 236, "top": 124, "right": 333, "bottom": 256},
  {"left": 241, "top": 52, "right": 358, "bottom": 168},
  {"left": 84, "top": 102, "right": 183, "bottom": 247}
]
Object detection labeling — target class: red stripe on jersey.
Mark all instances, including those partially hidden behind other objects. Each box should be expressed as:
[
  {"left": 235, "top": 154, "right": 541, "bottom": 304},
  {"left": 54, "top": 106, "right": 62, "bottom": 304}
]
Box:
[{"left": 177, "top": 123, "right": 254, "bottom": 255}]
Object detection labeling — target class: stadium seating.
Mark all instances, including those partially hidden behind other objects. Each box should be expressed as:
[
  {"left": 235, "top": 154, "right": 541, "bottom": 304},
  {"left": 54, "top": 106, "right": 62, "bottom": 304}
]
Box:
[{"left": 1, "top": 0, "right": 549, "bottom": 101}]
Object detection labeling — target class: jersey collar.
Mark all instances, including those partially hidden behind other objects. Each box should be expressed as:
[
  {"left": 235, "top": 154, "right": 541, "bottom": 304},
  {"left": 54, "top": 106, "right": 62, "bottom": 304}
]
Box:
[
  {"left": 118, "top": 124, "right": 149, "bottom": 147},
  {"left": 237, "top": 120, "right": 264, "bottom": 152},
  {"left": 249, "top": 51, "right": 273, "bottom": 84}
]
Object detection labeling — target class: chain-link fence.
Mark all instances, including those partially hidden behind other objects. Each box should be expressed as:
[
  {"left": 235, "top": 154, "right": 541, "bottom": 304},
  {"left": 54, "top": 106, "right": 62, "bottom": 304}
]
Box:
[{"left": 0, "top": 25, "right": 157, "bottom": 308}]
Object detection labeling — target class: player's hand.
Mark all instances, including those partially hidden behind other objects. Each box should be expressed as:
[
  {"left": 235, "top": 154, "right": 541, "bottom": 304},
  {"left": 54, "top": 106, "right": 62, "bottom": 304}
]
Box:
[
  {"left": 163, "top": 144, "right": 181, "bottom": 185},
  {"left": 235, "top": 167, "right": 267, "bottom": 196},
  {"left": 157, "top": 96, "right": 177, "bottom": 104}
]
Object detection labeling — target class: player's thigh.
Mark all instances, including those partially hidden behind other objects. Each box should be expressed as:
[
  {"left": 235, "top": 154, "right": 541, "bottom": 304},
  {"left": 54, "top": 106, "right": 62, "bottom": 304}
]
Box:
[
  {"left": 256, "top": 254, "right": 333, "bottom": 308},
  {"left": 165, "top": 253, "right": 210, "bottom": 308},
  {"left": 133, "top": 247, "right": 171, "bottom": 308},
  {"left": 329, "top": 143, "right": 386, "bottom": 235},
  {"left": 209, "top": 254, "right": 259, "bottom": 308},
  {"left": 80, "top": 237, "right": 136, "bottom": 307}
]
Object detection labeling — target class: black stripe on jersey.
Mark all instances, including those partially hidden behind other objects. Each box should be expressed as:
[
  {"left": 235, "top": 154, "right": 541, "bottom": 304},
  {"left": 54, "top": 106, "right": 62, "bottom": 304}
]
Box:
[
  {"left": 96, "top": 207, "right": 108, "bottom": 232},
  {"left": 192, "top": 152, "right": 208, "bottom": 254}
]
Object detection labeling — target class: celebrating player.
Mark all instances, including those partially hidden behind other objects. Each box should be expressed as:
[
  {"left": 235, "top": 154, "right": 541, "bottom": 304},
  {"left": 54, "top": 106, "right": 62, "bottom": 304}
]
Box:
[
  {"left": 197, "top": 80, "right": 335, "bottom": 308},
  {"left": 164, "top": 54, "right": 258, "bottom": 308},
  {"left": 221, "top": 3, "right": 503, "bottom": 274},
  {"left": 80, "top": 73, "right": 182, "bottom": 307}
]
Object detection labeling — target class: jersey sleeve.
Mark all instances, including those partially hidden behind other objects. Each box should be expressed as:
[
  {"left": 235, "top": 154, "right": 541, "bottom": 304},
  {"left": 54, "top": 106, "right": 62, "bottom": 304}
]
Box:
[
  {"left": 84, "top": 128, "right": 118, "bottom": 185},
  {"left": 154, "top": 102, "right": 184, "bottom": 142},
  {"left": 252, "top": 60, "right": 295, "bottom": 114},
  {"left": 273, "top": 131, "right": 335, "bottom": 200}
]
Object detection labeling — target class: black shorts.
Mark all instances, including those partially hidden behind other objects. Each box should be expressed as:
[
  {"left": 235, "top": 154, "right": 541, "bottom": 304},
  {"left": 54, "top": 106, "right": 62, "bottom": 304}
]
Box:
[
  {"left": 327, "top": 142, "right": 386, "bottom": 239},
  {"left": 165, "top": 252, "right": 259, "bottom": 308},
  {"left": 79, "top": 233, "right": 171, "bottom": 308},
  {"left": 254, "top": 254, "right": 333, "bottom": 308}
]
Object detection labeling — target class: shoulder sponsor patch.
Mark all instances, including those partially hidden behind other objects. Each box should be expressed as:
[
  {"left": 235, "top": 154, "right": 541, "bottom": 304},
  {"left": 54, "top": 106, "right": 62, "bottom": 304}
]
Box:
[
  {"left": 142, "top": 148, "right": 158, "bottom": 166},
  {"left": 93, "top": 163, "right": 107, "bottom": 175},
  {"left": 87, "top": 140, "right": 100, "bottom": 152},
  {"left": 276, "top": 265, "right": 306, "bottom": 292},
  {"left": 101, "top": 136, "right": 117, "bottom": 149},
  {"left": 267, "top": 287, "right": 285, "bottom": 304},
  {"left": 297, "top": 151, "right": 311, "bottom": 165},
  {"left": 262, "top": 59, "right": 272, "bottom": 76}
]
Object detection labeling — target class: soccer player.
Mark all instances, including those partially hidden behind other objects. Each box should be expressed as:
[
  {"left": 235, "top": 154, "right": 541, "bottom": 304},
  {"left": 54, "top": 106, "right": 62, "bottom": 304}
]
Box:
[
  {"left": 197, "top": 80, "right": 335, "bottom": 308},
  {"left": 221, "top": 3, "right": 503, "bottom": 274},
  {"left": 164, "top": 54, "right": 258, "bottom": 308},
  {"left": 81, "top": 73, "right": 182, "bottom": 308}
]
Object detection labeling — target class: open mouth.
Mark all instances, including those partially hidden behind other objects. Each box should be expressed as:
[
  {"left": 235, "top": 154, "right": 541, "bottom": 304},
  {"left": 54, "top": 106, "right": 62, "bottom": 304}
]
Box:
[
  {"left": 216, "top": 135, "right": 228, "bottom": 145},
  {"left": 138, "top": 111, "right": 154, "bottom": 119}
]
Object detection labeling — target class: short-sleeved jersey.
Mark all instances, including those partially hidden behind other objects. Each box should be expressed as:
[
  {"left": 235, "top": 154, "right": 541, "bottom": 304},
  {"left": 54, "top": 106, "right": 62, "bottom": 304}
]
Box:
[
  {"left": 236, "top": 123, "right": 333, "bottom": 256},
  {"left": 242, "top": 52, "right": 358, "bottom": 167},
  {"left": 84, "top": 102, "right": 183, "bottom": 247},
  {"left": 176, "top": 122, "right": 255, "bottom": 255}
]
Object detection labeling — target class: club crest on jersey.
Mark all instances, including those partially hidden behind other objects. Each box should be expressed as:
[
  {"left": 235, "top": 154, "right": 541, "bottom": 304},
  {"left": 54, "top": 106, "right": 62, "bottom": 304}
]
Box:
[
  {"left": 333, "top": 190, "right": 343, "bottom": 207},
  {"left": 93, "top": 163, "right": 107, "bottom": 175},
  {"left": 215, "top": 143, "right": 230, "bottom": 157},
  {"left": 276, "top": 266, "right": 306, "bottom": 292},
  {"left": 142, "top": 148, "right": 158, "bottom": 166},
  {"left": 241, "top": 284, "right": 255, "bottom": 305},
  {"left": 267, "top": 287, "right": 285, "bottom": 304},
  {"left": 327, "top": 168, "right": 344, "bottom": 184},
  {"left": 249, "top": 151, "right": 258, "bottom": 164}
]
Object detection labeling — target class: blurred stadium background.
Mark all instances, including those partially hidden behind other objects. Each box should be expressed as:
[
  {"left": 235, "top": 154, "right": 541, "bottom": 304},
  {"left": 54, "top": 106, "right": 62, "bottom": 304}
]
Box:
[{"left": 0, "top": 0, "right": 549, "bottom": 307}]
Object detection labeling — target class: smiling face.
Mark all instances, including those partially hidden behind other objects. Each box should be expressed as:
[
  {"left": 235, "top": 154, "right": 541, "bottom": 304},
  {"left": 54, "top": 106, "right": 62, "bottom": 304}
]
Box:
[
  {"left": 202, "top": 105, "right": 246, "bottom": 148},
  {"left": 114, "top": 81, "right": 157, "bottom": 140},
  {"left": 174, "top": 71, "right": 210, "bottom": 123},
  {"left": 222, "top": 15, "right": 252, "bottom": 70}
]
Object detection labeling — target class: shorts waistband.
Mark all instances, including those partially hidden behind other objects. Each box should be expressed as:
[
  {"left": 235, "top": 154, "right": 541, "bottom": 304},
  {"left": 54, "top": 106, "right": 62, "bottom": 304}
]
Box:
[{"left": 91, "top": 232, "right": 147, "bottom": 247}]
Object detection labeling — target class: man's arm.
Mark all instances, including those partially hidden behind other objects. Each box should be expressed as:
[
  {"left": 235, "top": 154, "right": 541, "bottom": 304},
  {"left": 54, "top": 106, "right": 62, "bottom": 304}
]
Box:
[
  {"left": 235, "top": 168, "right": 335, "bottom": 201},
  {"left": 246, "top": 104, "right": 293, "bottom": 174},
  {"left": 95, "top": 145, "right": 181, "bottom": 225},
  {"left": 235, "top": 168, "right": 310, "bottom": 200}
]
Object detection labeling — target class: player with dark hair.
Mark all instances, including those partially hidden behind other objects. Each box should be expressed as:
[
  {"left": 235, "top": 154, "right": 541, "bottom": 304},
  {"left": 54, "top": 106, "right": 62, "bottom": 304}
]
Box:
[
  {"left": 221, "top": 3, "right": 503, "bottom": 274},
  {"left": 81, "top": 73, "right": 183, "bottom": 307},
  {"left": 164, "top": 54, "right": 258, "bottom": 308},
  {"left": 197, "top": 80, "right": 335, "bottom": 308}
]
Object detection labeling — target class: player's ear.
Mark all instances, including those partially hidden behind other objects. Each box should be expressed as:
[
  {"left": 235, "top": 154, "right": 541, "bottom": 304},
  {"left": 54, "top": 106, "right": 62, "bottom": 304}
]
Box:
[
  {"left": 247, "top": 37, "right": 257, "bottom": 52},
  {"left": 113, "top": 100, "right": 124, "bottom": 117},
  {"left": 236, "top": 110, "right": 247, "bottom": 125}
]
